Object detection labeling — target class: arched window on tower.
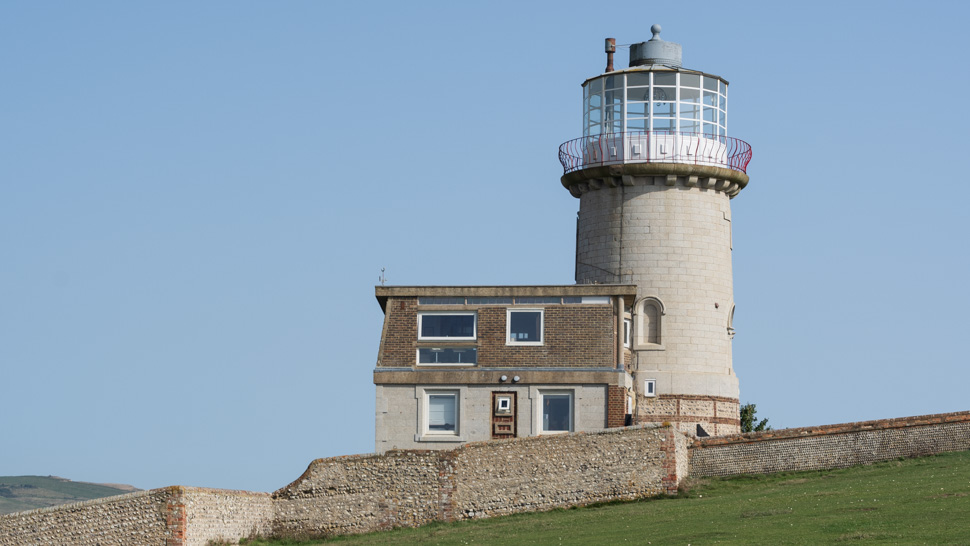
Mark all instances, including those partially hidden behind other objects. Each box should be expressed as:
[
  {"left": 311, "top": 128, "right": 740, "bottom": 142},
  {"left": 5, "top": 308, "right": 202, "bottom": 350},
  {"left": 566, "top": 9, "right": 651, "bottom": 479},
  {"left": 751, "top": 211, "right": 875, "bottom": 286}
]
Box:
[
  {"left": 636, "top": 297, "right": 664, "bottom": 348},
  {"left": 727, "top": 304, "right": 736, "bottom": 339}
]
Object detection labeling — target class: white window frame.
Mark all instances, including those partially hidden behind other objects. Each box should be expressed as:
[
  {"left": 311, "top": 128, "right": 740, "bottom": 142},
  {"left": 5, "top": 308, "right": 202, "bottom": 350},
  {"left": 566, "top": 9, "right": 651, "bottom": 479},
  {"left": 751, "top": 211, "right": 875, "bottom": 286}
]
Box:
[
  {"left": 415, "top": 387, "right": 465, "bottom": 443},
  {"left": 537, "top": 389, "right": 573, "bottom": 434},
  {"left": 623, "top": 317, "right": 632, "bottom": 348},
  {"left": 506, "top": 308, "right": 544, "bottom": 346},
  {"left": 644, "top": 379, "right": 657, "bottom": 397},
  {"left": 416, "top": 347, "right": 477, "bottom": 367},
  {"left": 417, "top": 311, "right": 477, "bottom": 341}
]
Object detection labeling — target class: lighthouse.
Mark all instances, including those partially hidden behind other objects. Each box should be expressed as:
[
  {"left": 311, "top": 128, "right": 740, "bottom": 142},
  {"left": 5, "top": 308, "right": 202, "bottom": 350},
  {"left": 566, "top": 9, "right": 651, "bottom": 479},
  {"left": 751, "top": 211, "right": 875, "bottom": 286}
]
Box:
[{"left": 558, "top": 25, "right": 752, "bottom": 435}]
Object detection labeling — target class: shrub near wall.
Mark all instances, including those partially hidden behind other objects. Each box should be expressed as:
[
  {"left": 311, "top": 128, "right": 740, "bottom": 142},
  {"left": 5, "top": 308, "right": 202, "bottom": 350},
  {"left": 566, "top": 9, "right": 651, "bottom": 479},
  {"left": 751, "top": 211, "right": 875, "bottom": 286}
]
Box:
[
  {"left": 272, "top": 425, "right": 686, "bottom": 539},
  {"left": 690, "top": 411, "right": 970, "bottom": 478}
]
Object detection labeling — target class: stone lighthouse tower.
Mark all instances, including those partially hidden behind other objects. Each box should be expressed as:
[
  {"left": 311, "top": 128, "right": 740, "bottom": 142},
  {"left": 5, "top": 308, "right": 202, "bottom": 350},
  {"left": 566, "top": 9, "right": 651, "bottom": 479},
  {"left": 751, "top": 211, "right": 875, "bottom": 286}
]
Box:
[{"left": 558, "top": 26, "right": 752, "bottom": 436}]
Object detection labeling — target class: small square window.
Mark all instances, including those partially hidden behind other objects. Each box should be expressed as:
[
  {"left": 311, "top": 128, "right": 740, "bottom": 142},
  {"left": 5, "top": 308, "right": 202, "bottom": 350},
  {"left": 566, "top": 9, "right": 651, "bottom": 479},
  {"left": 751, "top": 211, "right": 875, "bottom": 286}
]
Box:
[
  {"left": 507, "top": 309, "right": 543, "bottom": 345},
  {"left": 644, "top": 379, "right": 657, "bottom": 397},
  {"left": 495, "top": 395, "right": 513, "bottom": 415}
]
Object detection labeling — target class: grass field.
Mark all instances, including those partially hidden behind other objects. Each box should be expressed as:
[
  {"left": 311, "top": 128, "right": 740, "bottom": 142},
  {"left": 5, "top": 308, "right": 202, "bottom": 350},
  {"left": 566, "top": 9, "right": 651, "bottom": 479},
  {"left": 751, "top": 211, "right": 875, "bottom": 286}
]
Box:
[{"left": 245, "top": 450, "right": 970, "bottom": 545}]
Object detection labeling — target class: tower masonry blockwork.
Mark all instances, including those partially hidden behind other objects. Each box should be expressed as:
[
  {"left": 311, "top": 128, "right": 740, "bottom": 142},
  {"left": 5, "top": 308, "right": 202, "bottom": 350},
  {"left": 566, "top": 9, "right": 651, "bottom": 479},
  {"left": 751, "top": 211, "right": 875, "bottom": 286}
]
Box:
[{"left": 559, "top": 25, "right": 752, "bottom": 435}]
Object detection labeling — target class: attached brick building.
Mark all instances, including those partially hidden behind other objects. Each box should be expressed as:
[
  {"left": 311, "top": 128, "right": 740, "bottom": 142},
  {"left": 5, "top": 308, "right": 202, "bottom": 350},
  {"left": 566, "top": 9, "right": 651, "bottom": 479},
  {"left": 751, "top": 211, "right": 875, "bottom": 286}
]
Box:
[{"left": 374, "top": 285, "right": 636, "bottom": 452}]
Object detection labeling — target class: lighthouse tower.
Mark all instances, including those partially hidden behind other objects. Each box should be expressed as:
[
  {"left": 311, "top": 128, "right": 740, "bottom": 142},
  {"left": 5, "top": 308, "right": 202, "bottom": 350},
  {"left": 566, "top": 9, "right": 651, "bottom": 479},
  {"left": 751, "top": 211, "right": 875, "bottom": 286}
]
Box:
[{"left": 558, "top": 26, "right": 752, "bottom": 436}]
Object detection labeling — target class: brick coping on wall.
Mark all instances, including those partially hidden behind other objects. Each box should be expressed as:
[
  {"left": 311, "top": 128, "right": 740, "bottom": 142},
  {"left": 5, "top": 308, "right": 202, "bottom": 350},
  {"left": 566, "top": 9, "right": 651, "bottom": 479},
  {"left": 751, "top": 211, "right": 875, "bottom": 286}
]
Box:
[{"left": 692, "top": 410, "right": 970, "bottom": 448}]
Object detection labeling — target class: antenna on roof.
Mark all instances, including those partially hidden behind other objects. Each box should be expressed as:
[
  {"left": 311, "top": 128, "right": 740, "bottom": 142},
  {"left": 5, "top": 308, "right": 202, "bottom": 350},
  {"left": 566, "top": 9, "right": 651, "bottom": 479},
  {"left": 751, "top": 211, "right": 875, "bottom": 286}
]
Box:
[{"left": 379, "top": 267, "right": 387, "bottom": 286}]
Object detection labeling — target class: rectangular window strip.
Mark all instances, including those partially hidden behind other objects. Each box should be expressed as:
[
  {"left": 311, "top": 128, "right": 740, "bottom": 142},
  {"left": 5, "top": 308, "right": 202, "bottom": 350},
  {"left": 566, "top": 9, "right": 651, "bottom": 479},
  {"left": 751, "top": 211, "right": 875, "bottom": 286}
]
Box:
[
  {"left": 418, "top": 347, "right": 477, "bottom": 365},
  {"left": 418, "top": 296, "right": 611, "bottom": 305}
]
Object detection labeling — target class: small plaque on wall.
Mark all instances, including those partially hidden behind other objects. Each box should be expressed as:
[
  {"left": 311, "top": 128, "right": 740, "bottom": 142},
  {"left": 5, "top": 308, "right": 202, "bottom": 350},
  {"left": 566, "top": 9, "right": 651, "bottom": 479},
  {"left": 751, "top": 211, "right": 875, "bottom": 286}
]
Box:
[
  {"left": 493, "top": 422, "right": 514, "bottom": 435},
  {"left": 494, "top": 394, "right": 514, "bottom": 415}
]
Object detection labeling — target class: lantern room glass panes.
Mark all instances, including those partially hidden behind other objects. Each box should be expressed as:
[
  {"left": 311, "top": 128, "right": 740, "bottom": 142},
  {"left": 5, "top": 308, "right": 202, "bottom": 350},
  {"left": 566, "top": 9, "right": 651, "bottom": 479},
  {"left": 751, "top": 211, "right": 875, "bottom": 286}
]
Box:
[{"left": 582, "top": 71, "right": 727, "bottom": 137}]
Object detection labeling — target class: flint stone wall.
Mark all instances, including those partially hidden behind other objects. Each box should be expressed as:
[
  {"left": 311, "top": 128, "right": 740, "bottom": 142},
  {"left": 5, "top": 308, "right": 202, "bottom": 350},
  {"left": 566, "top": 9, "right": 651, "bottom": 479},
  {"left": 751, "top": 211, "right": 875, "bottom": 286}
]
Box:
[
  {"left": 0, "top": 486, "right": 271, "bottom": 546},
  {"left": 0, "top": 489, "right": 170, "bottom": 546},
  {"left": 445, "top": 425, "right": 675, "bottom": 520},
  {"left": 272, "top": 450, "right": 441, "bottom": 538},
  {"left": 690, "top": 411, "right": 970, "bottom": 477},
  {"left": 7, "top": 411, "right": 968, "bottom": 544},
  {"left": 273, "top": 424, "right": 684, "bottom": 538},
  {"left": 180, "top": 487, "right": 273, "bottom": 546}
]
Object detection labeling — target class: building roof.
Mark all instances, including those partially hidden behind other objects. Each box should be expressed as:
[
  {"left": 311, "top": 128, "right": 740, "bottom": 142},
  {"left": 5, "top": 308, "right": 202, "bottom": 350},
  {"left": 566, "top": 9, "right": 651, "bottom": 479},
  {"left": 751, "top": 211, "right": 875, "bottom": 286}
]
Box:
[{"left": 374, "top": 284, "right": 638, "bottom": 312}]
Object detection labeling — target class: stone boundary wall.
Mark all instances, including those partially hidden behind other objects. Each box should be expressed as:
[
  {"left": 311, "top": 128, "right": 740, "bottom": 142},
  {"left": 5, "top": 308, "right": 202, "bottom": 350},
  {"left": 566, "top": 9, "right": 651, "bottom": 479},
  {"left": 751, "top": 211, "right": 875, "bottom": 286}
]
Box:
[
  {"left": 8, "top": 411, "right": 967, "bottom": 544},
  {"left": 179, "top": 487, "right": 273, "bottom": 546},
  {"left": 273, "top": 424, "right": 686, "bottom": 539},
  {"left": 0, "top": 488, "right": 171, "bottom": 546},
  {"left": 689, "top": 410, "right": 970, "bottom": 477},
  {"left": 272, "top": 450, "right": 441, "bottom": 538},
  {"left": 0, "top": 485, "right": 272, "bottom": 546}
]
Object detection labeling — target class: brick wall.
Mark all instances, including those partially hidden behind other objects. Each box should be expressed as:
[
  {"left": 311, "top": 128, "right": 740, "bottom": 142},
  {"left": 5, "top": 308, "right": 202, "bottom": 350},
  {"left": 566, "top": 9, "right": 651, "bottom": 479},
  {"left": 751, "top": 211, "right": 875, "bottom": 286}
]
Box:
[
  {"left": 0, "top": 486, "right": 272, "bottom": 546},
  {"left": 378, "top": 300, "right": 616, "bottom": 369},
  {"left": 272, "top": 424, "right": 685, "bottom": 539},
  {"left": 689, "top": 411, "right": 970, "bottom": 477},
  {"left": 376, "top": 297, "right": 418, "bottom": 367},
  {"left": 639, "top": 394, "right": 740, "bottom": 436},
  {"left": 477, "top": 306, "right": 614, "bottom": 368},
  {"left": 606, "top": 385, "right": 627, "bottom": 428}
]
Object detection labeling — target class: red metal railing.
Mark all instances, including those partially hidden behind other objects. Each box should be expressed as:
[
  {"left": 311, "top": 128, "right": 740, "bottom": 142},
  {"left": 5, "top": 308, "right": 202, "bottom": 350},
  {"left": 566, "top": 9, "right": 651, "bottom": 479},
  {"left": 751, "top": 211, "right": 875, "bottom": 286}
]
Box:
[{"left": 558, "top": 131, "right": 752, "bottom": 175}]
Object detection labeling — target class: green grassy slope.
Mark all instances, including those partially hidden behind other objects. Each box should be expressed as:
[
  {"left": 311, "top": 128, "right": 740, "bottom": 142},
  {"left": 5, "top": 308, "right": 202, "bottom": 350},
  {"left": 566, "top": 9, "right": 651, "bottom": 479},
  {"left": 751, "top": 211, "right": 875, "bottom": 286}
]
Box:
[
  {"left": 0, "top": 476, "right": 140, "bottom": 515},
  {"left": 247, "top": 450, "right": 970, "bottom": 545}
]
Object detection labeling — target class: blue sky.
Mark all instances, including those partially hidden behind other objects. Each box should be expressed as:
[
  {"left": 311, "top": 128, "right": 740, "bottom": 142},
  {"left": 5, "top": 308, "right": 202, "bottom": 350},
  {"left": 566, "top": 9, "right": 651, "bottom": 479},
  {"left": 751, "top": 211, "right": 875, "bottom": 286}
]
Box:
[{"left": 2, "top": 1, "right": 968, "bottom": 493}]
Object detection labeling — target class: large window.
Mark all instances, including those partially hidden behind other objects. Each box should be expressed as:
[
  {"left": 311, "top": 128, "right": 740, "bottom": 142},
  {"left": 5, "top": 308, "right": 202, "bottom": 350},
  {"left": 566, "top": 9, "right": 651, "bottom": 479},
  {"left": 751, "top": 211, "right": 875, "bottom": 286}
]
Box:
[
  {"left": 540, "top": 391, "right": 573, "bottom": 433},
  {"left": 417, "top": 387, "right": 465, "bottom": 442},
  {"left": 507, "top": 309, "right": 543, "bottom": 345},
  {"left": 418, "top": 312, "right": 476, "bottom": 340},
  {"left": 427, "top": 392, "right": 458, "bottom": 434}
]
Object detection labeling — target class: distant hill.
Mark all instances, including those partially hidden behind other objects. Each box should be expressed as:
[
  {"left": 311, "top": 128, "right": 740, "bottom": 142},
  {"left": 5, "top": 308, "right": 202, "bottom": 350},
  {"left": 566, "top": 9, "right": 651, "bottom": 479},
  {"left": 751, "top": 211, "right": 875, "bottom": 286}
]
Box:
[{"left": 0, "top": 476, "right": 141, "bottom": 515}]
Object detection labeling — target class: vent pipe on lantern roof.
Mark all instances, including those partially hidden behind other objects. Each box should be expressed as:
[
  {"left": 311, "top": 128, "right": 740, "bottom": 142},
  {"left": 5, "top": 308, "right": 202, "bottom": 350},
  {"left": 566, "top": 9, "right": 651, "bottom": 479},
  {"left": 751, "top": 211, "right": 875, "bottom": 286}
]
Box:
[
  {"left": 629, "top": 24, "right": 682, "bottom": 68},
  {"left": 605, "top": 38, "right": 616, "bottom": 72}
]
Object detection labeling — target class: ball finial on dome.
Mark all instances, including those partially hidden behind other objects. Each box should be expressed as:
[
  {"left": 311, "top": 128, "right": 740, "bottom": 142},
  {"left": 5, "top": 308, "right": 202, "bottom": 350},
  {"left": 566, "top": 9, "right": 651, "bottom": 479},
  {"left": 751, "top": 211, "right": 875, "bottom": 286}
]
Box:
[{"left": 650, "top": 24, "right": 662, "bottom": 39}]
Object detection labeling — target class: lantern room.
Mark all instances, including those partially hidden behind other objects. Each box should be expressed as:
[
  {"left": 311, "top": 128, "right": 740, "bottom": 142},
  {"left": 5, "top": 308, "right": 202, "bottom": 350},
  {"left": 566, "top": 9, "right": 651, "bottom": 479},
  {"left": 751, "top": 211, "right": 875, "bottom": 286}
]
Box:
[{"left": 559, "top": 25, "right": 751, "bottom": 177}]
